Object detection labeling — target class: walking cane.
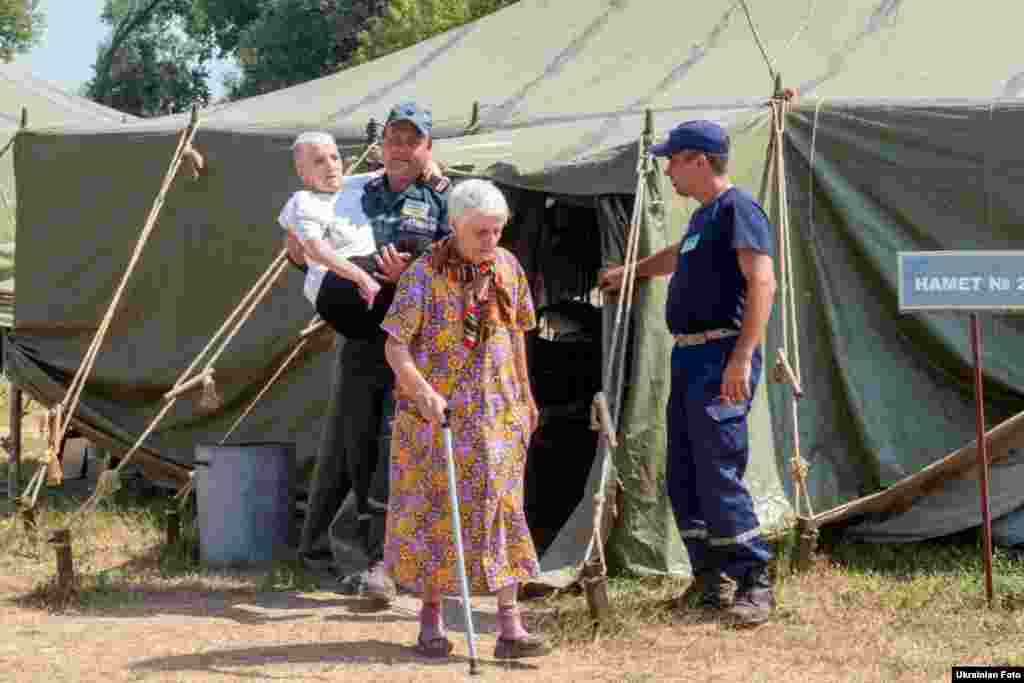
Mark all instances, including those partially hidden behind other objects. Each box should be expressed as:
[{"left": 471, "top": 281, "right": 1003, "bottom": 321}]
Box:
[{"left": 441, "top": 408, "right": 481, "bottom": 676}]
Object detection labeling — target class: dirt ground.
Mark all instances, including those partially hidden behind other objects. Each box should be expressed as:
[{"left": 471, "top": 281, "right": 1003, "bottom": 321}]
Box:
[
  {"left": 0, "top": 567, "right": 967, "bottom": 683},
  {"left": 3, "top": 407, "right": 1021, "bottom": 682}
]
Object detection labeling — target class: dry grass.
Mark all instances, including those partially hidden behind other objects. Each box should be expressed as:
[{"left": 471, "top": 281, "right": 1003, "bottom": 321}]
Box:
[
  {"left": 0, "top": 380, "right": 318, "bottom": 613},
  {"left": 3, "top": 379, "right": 1024, "bottom": 681}
]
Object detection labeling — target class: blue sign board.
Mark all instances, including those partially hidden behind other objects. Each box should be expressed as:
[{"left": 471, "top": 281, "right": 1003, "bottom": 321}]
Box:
[{"left": 898, "top": 251, "right": 1024, "bottom": 311}]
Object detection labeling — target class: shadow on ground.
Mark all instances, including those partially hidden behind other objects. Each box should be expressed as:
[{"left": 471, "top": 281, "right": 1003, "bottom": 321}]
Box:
[{"left": 129, "top": 640, "right": 539, "bottom": 675}]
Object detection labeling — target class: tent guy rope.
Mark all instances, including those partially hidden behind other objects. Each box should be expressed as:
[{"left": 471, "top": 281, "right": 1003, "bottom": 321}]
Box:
[
  {"left": 762, "top": 92, "right": 815, "bottom": 521},
  {"left": 220, "top": 317, "right": 327, "bottom": 445},
  {"left": 75, "top": 138, "right": 379, "bottom": 519},
  {"left": 584, "top": 111, "right": 654, "bottom": 603},
  {"left": 738, "top": 0, "right": 778, "bottom": 83},
  {"left": 17, "top": 106, "right": 202, "bottom": 514},
  {"left": 0, "top": 107, "right": 26, "bottom": 162},
  {"left": 70, "top": 249, "right": 292, "bottom": 521}
]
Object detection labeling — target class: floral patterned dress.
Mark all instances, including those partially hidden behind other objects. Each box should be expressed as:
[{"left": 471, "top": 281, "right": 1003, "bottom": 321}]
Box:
[{"left": 380, "top": 246, "right": 539, "bottom": 595}]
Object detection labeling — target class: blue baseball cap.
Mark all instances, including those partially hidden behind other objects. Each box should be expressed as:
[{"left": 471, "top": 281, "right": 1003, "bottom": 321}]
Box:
[
  {"left": 386, "top": 101, "right": 432, "bottom": 137},
  {"left": 649, "top": 120, "right": 729, "bottom": 158}
]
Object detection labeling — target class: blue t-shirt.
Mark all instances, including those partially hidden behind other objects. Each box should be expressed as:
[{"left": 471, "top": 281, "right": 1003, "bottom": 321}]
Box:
[{"left": 665, "top": 187, "right": 773, "bottom": 335}]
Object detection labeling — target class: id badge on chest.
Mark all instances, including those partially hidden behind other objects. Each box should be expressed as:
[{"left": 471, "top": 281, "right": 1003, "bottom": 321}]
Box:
[{"left": 401, "top": 200, "right": 430, "bottom": 222}]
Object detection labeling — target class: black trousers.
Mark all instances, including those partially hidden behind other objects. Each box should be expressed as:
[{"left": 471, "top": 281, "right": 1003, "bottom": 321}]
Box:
[
  {"left": 299, "top": 333, "right": 395, "bottom": 565},
  {"left": 339, "top": 334, "right": 395, "bottom": 562},
  {"left": 314, "top": 269, "right": 396, "bottom": 342},
  {"left": 300, "top": 270, "right": 397, "bottom": 565}
]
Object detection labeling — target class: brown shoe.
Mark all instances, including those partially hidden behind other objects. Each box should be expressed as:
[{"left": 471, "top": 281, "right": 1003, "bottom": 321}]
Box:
[
  {"left": 494, "top": 634, "right": 551, "bottom": 659},
  {"left": 362, "top": 560, "right": 396, "bottom": 604},
  {"left": 665, "top": 570, "right": 736, "bottom": 611},
  {"left": 724, "top": 567, "right": 775, "bottom": 627}
]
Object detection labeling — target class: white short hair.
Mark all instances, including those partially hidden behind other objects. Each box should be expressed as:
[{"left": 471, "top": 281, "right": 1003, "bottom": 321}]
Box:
[
  {"left": 291, "top": 131, "right": 336, "bottom": 150},
  {"left": 449, "top": 179, "right": 510, "bottom": 224}
]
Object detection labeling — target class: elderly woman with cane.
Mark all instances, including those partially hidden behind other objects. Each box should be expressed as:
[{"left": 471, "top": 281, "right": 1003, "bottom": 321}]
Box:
[{"left": 382, "top": 178, "right": 551, "bottom": 661}]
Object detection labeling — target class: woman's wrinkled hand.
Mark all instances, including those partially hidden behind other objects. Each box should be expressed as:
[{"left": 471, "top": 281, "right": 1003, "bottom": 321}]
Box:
[{"left": 414, "top": 387, "right": 448, "bottom": 424}]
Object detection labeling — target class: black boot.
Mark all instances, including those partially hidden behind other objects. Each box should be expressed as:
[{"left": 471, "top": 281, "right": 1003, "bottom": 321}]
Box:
[
  {"left": 724, "top": 566, "right": 775, "bottom": 626},
  {"left": 666, "top": 567, "right": 736, "bottom": 611}
]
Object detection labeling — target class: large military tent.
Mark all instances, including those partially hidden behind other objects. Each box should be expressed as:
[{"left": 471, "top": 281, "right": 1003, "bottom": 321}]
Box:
[
  {"left": 8, "top": 0, "right": 1024, "bottom": 584},
  {"left": 0, "top": 64, "right": 133, "bottom": 329}
]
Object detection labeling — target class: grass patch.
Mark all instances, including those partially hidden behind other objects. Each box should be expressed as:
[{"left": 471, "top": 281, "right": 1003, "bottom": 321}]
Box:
[
  {"left": 823, "top": 527, "right": 1024, "bottom": 610},
  {"left": 528, "top": 574, "right": 689, "bottom": 647},
  {"left": 0, "top": 377, "right": 321, "bottom": 612},
  {"left": 2, "top": 462, "right": 318, "bottom": 612},
  {"left": 519, "top": 526, "right": 1024, "bottom": 681}
]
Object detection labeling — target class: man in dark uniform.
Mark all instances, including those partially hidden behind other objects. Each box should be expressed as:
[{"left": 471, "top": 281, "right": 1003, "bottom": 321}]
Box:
[
  {"left": 293, "top": 102, "right": 451, "bottom": 605},
  {"left": 600, "top": 120, "right": 777, "bottom": 626}
]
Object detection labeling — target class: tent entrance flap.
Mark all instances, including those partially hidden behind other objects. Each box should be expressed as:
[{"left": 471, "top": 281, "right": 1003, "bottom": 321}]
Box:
[{"left": 503, "top": 189, "right": 606, "bottom": 560}]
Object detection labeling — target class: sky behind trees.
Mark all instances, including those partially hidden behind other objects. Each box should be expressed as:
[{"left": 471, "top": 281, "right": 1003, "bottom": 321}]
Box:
[{"left": 20, "top": 0, "right": 234, "bottom": 96}]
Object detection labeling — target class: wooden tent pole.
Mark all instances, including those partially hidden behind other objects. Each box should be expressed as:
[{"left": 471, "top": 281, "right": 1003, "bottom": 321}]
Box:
[{"left": 5, "top": 384, "right": 21, "bottom": 499}]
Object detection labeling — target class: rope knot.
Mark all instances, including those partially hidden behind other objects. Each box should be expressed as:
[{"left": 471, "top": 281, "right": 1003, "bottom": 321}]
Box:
[
  {"left": 197, "top": 373, "right": 222, "bottom": 414},
  {"left": 790, "top": 455, "right": 810, "bottom": 484},
  {"left": 44, "top": 405, "right": 64, "bottom": 486}
]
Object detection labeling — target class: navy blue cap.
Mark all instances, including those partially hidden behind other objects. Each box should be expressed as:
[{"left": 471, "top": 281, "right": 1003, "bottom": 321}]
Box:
[
  {"left": 386, "top": 101, "right": 432, "bottom": 137},
  {"left": 649, "top": 120, "right": 729, "bottom": 158}
]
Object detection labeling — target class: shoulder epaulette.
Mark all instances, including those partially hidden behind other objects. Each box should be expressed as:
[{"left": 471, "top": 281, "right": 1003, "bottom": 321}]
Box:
[{"left": 424, "top": 174, "right": 451, "bottom": 193}]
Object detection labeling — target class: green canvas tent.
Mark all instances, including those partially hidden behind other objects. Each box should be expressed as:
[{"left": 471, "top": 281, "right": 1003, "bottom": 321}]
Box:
[
  {"left": 779, "top": 98, "right": 1024, "bottom": 545},
  {"left": 0, "top": 64, "right": 132, "bottom": 329},
  {"left": 8, "top": 0, "right": 1024, "bottom": 585}
]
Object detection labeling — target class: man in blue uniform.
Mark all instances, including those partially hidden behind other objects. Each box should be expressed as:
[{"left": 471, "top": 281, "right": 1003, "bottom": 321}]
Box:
[
  {"left": 294, "top": 102, "right": 452, "bottom": 605},
  {"left": 600, "top": 120, "right": 777, "bottom": 626}
]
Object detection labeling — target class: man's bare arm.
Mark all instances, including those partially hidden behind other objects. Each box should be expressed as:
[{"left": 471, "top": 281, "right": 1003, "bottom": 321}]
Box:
[
  {"left": 599, "top": 240, "right": 682, "bottom": 291},
  {"left": 733, "top": 248, "right": 776, "bottom": 361},
  {"left": 720, "top": 248, "right": 776, "bottom": 403}
]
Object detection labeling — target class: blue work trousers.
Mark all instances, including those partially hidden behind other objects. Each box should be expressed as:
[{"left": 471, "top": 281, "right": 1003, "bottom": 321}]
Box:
[{"left": 666, "top": 336, "right": 772, "bottom": 580}]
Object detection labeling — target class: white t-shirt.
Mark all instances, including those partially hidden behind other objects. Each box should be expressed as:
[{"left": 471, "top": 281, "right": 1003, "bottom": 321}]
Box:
[{"left": 278, "top": 172, "right": 379, "bottom": 306}]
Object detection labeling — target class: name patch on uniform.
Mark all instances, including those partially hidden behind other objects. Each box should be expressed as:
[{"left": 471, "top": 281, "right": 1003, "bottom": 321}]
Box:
[
  {"left": 402, "top": 200, "right": 430, "bottom": 221},
  {"left": 681, "top": 233, "right": 701, "bottom": 254}
]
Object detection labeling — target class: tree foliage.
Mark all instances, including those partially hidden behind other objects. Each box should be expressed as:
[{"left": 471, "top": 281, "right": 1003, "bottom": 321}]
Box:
[
  {"left": 0, "top": 0, "right": 44, "bottom": 62},
  {"left": 86, "top": 0, "right": 518, "bottom": 113},
  {"left": 87, "top": 0, "right": 212, "bottom": 117},
  {"left": 222, "top": 0, "right": 351, "bottom": 99},
  {"left": 347, "top": 0, "right": 514, "bottom": 67}
]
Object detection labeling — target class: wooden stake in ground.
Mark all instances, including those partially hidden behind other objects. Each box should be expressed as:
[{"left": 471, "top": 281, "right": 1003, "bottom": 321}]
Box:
[
  {"left": 581, "top": 557, "right": 611, "bottom": 627},
  {"left": 796, "top": 517, "right": 818, "bottom": 573},
  {"left": 49, "top": 528, "right": 75, "bottom": 592},
  {"left": 5, "top": 384, "right": 21, "bottom": 499},
  {"left": 166, "top": 508, "right": 180, "bottom": 547}
]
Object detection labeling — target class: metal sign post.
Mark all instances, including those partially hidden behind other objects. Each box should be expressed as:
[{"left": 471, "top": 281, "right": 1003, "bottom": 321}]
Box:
[
  {"left": 968, "top": 313, "right": 994, "bottom": 606},
  {"left": 898, "top": 250, "right": 1024, "bottom": 608}
]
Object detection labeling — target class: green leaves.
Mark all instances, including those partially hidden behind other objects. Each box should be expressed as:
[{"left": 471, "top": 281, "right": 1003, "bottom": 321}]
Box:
[
  {"left": 347, "top": 0, "right": 515, "bottom": 67},
  {"left": 0, "top": 0, "right": 45, "bottom": 63},
  {"left": 86, "top": 0, "right": 211, "bottom": 117},
  {"left": 84, "top": 0, "right": 518, "bottom": 113}
]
